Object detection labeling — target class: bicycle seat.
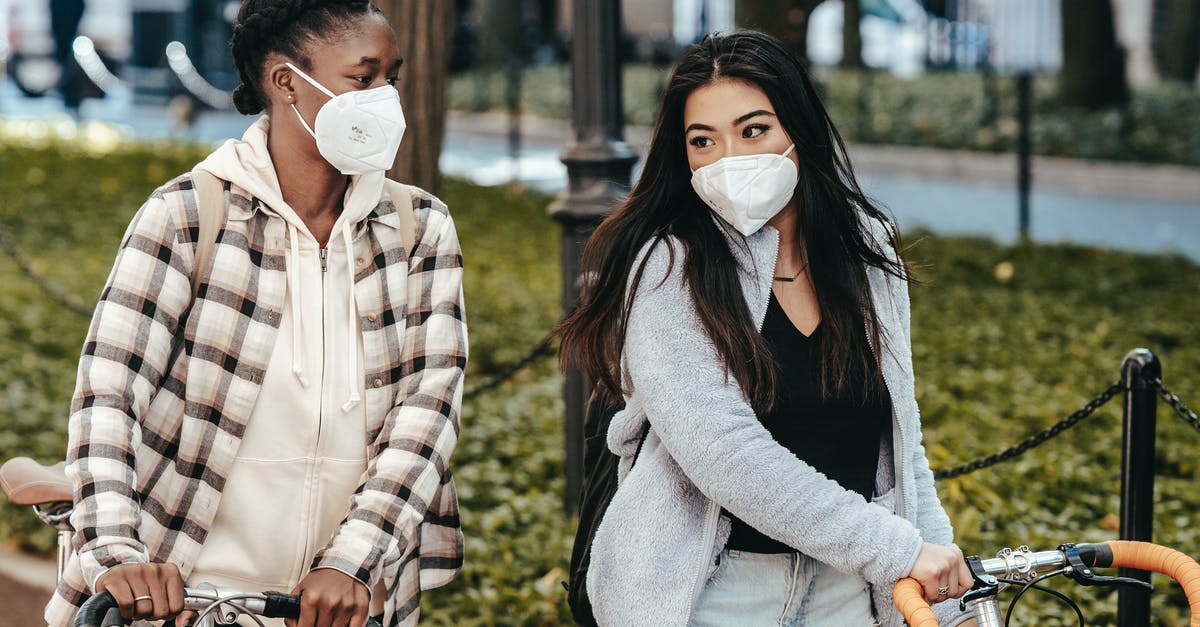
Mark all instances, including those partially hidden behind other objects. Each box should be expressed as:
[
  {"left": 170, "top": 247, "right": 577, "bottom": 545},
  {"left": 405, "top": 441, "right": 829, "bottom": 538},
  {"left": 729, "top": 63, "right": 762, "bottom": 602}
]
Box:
[{"left": 0, "top": 457, "right": 73, "bottom": 507}]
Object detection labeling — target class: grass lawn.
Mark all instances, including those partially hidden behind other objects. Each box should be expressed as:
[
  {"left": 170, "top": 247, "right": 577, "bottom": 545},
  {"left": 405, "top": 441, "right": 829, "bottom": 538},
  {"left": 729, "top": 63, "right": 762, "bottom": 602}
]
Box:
[{"left": 0, "top": 134, "right": 1197, "bottom": 624}]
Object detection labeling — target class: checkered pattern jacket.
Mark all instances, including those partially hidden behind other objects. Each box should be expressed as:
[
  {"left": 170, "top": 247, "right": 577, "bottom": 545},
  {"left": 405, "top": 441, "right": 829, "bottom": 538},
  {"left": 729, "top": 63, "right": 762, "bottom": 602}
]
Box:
[{"left": 46, "top": 172, "right": 466, "bottom": 627}]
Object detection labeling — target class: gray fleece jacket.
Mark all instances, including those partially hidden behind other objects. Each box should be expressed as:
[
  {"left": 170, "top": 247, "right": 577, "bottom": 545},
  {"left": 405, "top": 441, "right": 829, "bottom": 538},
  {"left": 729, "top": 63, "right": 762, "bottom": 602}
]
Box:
[{"left": 587, "top": 219, "right": 970, "bottom": 626}]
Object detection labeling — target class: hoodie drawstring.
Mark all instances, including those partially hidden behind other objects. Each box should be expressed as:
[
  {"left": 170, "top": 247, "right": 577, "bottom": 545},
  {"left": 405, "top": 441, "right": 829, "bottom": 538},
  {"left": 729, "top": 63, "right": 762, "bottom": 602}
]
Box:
[
  {"left": 341, "top": 222, "right": 361, "bottom": 412},
  {"left": 286, "top": 220, "right": 362, "bottom": 412},
  {"left": 287, "top": 223, "right": 310, "bottom": 388}
]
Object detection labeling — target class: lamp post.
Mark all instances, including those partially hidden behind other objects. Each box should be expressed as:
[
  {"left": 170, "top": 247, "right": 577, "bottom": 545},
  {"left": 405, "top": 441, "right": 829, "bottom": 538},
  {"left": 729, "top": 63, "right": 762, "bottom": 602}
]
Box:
[{"left": 549, "top": 0, "right": 637, "bottom": 514}]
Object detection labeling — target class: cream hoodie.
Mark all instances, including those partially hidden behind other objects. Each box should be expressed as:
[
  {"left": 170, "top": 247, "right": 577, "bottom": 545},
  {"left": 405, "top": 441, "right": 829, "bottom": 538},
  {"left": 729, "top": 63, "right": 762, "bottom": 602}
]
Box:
[{"left": 187, "top": 117, "right": 386, "bottom": 619}]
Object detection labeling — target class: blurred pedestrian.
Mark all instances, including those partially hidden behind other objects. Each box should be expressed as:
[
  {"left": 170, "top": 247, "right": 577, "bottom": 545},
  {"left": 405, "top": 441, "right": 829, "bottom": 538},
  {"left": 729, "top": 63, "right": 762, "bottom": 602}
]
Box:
[
  {"left": 558, "top": 30, "right": 977, "bottom": 626},
  {"left": 46, "top": 2, "right": 468, "bottom": 626},
  {"left": 49, "top": 0, "right": 85, "bottom": 112}
]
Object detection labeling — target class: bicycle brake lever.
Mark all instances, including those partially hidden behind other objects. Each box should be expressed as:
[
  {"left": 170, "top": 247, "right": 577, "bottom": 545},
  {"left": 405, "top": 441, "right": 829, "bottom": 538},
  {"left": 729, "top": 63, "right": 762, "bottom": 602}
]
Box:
[
  {"left": 960, "top": 555, "right": 1001, "bottom": 611},
  {"left": 1060, "top": 543, "right": 1153, "bottom": 591}
]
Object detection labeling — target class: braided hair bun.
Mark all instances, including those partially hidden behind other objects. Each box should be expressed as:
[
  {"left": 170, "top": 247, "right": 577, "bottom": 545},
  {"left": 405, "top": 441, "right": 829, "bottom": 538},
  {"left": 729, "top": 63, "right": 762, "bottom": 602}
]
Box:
[{"left": 230, "top": 0, "right": 381, "bottom": 115}]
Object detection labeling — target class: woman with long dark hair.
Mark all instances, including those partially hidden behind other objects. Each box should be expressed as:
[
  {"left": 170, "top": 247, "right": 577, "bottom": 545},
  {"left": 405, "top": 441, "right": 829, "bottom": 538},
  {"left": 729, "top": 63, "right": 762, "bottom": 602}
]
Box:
[{"left": 558, "top": 31, "right": 974, "bottom": 626}]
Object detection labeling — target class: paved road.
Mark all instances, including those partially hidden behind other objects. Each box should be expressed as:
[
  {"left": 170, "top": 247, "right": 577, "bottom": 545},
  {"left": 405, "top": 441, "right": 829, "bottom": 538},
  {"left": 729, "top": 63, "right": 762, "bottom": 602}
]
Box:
[{"left": 0, "top": 569, "right": 54, "bottom": 626}]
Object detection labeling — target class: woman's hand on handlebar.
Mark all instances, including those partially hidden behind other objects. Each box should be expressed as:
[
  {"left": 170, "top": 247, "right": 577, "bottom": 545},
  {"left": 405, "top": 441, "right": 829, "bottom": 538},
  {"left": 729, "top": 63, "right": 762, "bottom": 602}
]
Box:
[
  {"left": 94, "top": 562, "right": 186, "bottom": 622},
  {"left": 907, "top": 542, "right": 974, "bottom": 604},
  {"left": 286, "top": 568, "right": 371, "bottom": 627}
]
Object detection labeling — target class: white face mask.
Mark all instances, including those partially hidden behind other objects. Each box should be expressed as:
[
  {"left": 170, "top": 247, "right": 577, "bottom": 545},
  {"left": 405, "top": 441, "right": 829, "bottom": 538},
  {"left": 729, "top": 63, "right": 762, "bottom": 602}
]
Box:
[
  {"left": 286, "top": 62, "right": 406, "bottom": 175},
  {"left": 690, "top": 144, "right": 799, "bottom": 236}
]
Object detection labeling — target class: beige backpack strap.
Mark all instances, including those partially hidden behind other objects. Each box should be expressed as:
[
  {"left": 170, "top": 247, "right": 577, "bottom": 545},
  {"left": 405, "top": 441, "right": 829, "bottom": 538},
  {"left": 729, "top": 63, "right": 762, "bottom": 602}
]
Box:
[
  {"left": 383, "top": 179, "right": 418, "bottom": 255},
  {"left": 190, "top": 170, "right": 227, "bottom": 302}
]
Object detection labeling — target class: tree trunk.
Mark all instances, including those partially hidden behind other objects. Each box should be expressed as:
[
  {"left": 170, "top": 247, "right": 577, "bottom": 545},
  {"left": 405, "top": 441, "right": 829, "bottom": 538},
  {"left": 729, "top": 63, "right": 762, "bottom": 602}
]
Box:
[
  {"left": 735, "top": 0, "right": 827, "bottom": 65},
  {"left": 841, "top": 0, "right": 863, "bottom": 69},
  {"left": 1155, "top": 0, "right": 1200, "bottom": 84},
  {"left": 1059, "top": 0, "right": 1128, "bottom": 108},
  {"left": 376, "top": 0, "right": 454, "bottom": 195}
]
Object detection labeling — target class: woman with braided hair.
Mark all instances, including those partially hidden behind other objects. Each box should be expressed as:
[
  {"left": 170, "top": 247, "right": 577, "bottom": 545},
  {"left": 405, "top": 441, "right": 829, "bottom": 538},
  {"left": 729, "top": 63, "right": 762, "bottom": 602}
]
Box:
[{"left": 48, "top": 2, "right": 467, "bottom": 626}]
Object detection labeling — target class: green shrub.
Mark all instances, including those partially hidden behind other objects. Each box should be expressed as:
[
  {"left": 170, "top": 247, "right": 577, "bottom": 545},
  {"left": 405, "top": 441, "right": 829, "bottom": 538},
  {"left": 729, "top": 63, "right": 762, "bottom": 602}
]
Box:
[
  {"left": 0, "top": 130, "right": 211, "bottom": 554},
  {"left": 0, "top": 135, "right": 1197, "bottom": 624}
]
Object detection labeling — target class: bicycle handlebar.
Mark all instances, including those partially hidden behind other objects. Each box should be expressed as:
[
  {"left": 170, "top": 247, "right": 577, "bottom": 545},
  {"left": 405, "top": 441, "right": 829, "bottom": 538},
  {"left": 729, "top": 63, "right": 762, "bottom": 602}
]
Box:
[
  {"left": 893, "top": 540, "right": 1200, "bottom": 627},
  {"left": 73, "top": 591, "right": 122, "bottom": 627},
  {"left": 73, "top": 588, "right": 386, "bottom": 627}
]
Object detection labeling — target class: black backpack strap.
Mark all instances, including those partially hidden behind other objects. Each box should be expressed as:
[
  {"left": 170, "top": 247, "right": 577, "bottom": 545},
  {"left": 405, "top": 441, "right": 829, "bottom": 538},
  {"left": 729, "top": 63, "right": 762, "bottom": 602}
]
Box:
[{"left": 566, "top": 387, "right": 651, "bottom": 625}]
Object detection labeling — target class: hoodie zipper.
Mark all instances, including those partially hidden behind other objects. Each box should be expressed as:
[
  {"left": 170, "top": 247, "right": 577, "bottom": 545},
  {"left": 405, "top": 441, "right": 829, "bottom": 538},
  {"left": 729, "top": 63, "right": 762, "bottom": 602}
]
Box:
[
  {"left": 297, "top": 246, "right": 330, "bottom": 582},
  {"left": 682, "top": 229, "right": 781, "bottom": 625}
]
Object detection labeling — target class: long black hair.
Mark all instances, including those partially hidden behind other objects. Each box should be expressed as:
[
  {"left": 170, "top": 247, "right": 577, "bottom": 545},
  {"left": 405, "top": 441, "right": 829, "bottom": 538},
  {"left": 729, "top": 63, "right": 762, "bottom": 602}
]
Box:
[
  {"left": 557, "top": 30, "right": 907, "bottom": 413},
  {"left": 230, "top": 0, "right": 384, "bottom": 115}
]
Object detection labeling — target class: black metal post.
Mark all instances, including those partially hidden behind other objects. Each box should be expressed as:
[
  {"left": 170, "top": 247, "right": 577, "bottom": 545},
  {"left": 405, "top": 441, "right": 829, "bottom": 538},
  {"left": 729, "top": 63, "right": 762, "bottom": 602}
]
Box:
[
  {"left": 505, "top": 55, "right": 522, "bottom": 183},
  {"left": 549, "top": 0, "right": 637, "bottom": 514},
  {"left": 980, "top": 64, "right": 998, "bottom": 128},
  {"left": 1016, "top": 72, "right": 1032, "bottom": 243},
  {"left": 856, "top": 68, "right": 874, "bottom": 142},
  {"left": 499, "top": 0, "right": 525, "bottom": 184},
  {"left": 1118, "top": 348, "right": 1159, "bottom": 627}
]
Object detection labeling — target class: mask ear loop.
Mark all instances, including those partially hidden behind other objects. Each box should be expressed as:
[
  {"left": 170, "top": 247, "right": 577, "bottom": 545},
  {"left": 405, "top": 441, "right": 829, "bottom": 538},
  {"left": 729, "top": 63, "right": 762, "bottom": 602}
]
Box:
[
  {"left": 285, "top": 62, "right": 337, "bottom": 98},
  {"left": 291, "top": 104, "right": 318, "bottom": 138},
  {"left": 285, "top": 62, "right": 336, "bottom": 139}
]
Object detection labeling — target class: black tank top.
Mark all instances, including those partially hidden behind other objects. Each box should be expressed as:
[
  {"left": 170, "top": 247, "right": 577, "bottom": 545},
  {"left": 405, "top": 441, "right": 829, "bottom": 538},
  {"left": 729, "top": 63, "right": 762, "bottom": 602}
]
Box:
[{"left": 724, "top": 291, "right": 890, "bottom": 554}]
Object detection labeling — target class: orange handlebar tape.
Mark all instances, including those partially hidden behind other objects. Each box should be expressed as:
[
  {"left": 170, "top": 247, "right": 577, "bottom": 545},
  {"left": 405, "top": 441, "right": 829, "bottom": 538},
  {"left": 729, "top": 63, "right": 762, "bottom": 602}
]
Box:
[
  {"left": 1107, "top": 540, "right": 1200, "bottom": 627},
  {"left": 893, "top": 577, "right": 939, "bottom": 627},
  {"left": 894, "top": 541, "right": 1200, "bottom": 626}
]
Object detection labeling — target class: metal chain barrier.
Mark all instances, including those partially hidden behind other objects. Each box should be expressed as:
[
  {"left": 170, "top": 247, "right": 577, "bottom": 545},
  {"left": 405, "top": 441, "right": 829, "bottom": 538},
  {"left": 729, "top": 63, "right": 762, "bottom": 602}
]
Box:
[
  {"left": 463, "top": 332, "right": 556, "bottom": 400},
  {"left": 933, "top": 382, "right": 1124, "bottom": 480},
  {"left": 0, "top": 226, "right": 96, "bottom": 318},
  {"left": 1151, "top": 378, "right": 1200, "bottom": 434}
]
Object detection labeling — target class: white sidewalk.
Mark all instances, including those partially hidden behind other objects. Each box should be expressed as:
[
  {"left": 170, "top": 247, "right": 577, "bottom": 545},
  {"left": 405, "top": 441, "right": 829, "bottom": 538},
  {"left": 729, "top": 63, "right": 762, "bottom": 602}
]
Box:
[{"left": 0, "top": 543, "right": 56, "bottom": 591}]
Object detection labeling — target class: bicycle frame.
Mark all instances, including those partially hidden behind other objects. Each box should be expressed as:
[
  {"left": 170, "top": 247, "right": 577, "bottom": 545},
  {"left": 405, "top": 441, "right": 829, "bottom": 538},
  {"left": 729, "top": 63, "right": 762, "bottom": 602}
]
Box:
[{"left": 894, "top": 541, "right": 1200, "bottom": 626}]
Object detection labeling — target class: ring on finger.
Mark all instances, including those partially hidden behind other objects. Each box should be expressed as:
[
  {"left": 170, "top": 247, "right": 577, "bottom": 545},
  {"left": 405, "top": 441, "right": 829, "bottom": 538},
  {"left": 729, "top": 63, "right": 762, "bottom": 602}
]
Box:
[
  {"left": 936, "top": 585, "right": 950, "bottom": 597},
  {"left": 133, "top": 595, "right": 153, "bottom": 603}
]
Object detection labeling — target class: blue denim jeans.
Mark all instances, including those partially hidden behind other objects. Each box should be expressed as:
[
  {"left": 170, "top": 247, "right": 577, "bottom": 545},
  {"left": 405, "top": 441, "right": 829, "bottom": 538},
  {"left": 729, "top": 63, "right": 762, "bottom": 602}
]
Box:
[{"left": 691, "top": 549, "right": 877, "bottom": 626}]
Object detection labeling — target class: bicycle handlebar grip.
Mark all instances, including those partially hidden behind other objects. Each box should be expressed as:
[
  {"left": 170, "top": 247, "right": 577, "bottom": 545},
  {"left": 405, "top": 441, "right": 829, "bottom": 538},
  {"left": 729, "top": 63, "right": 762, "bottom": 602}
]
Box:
[
  {"left": 72, "top": 591, "right": 124, "bottom": 627},
  {"left": 1106, "top": 540, "right": 1200, "bottom": 627},
  {"left": 893, "top": 577, "right": 938, "bottom": 627},
  {"left": 259, "top": 592, "right": 383, "bottom": 627},
  {"left": 261, "top": 592, "right": 302, "bottom": 618}
]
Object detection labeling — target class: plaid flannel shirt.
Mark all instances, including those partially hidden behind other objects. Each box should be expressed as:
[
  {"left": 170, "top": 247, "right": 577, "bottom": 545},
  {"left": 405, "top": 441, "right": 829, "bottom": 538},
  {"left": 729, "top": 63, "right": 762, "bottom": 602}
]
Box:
[{"left": 46, "top": 172, "right": 466, "bottom": 627}]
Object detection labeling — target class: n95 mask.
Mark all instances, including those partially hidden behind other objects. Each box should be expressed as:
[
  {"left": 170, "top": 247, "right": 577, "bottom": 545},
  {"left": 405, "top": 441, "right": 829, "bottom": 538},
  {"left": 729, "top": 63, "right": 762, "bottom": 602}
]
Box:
[
  {"left": 286, "top": 62, "right": 406, "bottom": 175},
  {"left": 690, "top": 144, "right": 799, "bottom": 236}
]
